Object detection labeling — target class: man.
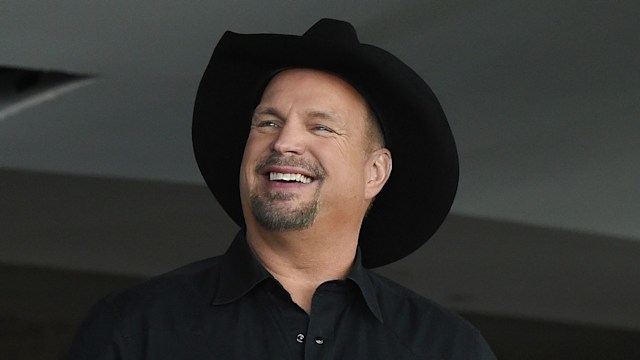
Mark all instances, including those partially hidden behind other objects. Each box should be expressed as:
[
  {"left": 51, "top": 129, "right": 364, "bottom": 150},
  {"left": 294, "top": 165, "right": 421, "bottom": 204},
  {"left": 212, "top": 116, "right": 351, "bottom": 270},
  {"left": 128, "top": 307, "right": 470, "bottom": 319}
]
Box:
[{"left": 69, "top": 19, "right": 495, "bottom": 359}]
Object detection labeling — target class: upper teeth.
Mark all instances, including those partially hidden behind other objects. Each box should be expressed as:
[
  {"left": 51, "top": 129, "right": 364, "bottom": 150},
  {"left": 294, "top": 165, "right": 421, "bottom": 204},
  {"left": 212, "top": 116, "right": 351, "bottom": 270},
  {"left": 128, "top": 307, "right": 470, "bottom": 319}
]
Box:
[{"left": 269, "top": 172, "right": 312, "bottom": 183}]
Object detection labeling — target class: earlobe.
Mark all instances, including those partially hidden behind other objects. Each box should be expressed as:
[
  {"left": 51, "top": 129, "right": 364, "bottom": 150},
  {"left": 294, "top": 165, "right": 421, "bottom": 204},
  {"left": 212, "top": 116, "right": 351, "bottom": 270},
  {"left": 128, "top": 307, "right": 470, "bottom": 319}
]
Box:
[{"left": 365, "top": 148, "right": 392, "bottom": 200}]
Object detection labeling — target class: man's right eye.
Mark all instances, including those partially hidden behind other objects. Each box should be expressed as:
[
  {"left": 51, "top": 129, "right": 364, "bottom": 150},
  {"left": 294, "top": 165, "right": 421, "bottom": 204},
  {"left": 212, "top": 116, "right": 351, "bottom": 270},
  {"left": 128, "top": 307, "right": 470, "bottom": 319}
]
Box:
[{"left": 256, "top": 120, "right": 278, "bottom": 128}]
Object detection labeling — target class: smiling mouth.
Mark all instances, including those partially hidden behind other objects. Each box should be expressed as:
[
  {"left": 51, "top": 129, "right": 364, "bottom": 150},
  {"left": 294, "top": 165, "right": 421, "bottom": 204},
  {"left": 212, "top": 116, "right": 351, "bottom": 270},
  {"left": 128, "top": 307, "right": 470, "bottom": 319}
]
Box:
[{"left": 269, "top": 172, "right": 313, "bottom": 184}]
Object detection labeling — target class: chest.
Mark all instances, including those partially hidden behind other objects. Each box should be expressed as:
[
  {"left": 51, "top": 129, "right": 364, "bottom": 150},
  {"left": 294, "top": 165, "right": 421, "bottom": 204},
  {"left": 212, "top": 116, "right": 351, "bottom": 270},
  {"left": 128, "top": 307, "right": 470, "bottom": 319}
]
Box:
[{"left": 122, "top": 283, "right": 418, "bottom": 360}]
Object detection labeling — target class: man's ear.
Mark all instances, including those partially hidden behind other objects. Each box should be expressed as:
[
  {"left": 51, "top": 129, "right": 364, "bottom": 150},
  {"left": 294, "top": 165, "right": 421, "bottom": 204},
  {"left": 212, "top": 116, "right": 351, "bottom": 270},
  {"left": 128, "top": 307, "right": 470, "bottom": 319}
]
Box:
[{"left": 365, "top": 148, "right": 392, "bottom": 200}]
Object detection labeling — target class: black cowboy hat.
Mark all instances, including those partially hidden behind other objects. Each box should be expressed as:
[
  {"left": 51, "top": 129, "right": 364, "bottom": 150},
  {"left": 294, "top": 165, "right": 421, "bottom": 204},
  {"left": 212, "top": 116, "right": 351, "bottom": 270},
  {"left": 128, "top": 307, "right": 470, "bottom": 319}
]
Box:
[{"left": 193, "top": 18, "right": 458, "bottom": 268}]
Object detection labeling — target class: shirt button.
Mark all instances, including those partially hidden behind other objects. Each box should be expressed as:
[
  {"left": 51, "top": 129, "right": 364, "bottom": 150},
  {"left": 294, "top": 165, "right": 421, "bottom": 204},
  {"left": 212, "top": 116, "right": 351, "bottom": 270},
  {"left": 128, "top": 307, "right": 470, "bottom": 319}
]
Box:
[
  {"left": 296, "top": 333, "right": 305, "bottom": 343},
  {"left": 314, "top": 336, "right": 324, "bottom": 345}
]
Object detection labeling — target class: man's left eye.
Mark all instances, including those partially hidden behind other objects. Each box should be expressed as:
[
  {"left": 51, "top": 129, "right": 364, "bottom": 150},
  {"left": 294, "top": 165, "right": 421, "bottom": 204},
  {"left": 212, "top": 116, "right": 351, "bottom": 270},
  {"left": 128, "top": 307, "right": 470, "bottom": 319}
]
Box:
[{"left": 313, "top": 126, "right": 333, "bottom": 133}]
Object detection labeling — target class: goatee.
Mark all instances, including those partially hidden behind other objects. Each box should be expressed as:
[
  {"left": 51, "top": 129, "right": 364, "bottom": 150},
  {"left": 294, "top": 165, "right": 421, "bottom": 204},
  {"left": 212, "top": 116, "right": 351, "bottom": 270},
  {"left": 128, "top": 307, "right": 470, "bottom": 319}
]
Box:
[{"left": 249, "top": 192, "right": 319, "bottom": 230}]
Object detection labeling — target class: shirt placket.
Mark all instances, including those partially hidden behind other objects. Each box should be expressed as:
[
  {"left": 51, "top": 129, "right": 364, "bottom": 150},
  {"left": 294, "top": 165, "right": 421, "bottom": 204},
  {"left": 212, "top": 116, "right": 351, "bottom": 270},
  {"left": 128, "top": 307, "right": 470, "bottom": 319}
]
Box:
[
  {"left": 255, "top": 279, "right": 310, "bottom": 359},
  {"left": 303, "top": 282, "right": 351, "bottom": 360}
]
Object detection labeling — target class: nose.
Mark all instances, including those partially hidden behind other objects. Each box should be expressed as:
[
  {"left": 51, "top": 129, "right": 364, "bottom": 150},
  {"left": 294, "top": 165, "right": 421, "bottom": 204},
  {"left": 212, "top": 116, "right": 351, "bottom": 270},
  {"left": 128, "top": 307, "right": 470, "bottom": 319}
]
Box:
[{"left": 273, "top": 122, "right": 306, "bottom": 155}]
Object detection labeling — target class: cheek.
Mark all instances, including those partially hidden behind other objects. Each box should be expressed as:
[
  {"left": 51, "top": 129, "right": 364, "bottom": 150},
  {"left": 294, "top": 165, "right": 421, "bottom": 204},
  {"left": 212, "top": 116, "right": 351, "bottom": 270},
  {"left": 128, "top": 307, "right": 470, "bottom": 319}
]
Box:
[
  {"left": 243, "top": 134, "right": 261, "bottom": 158},
  {"left": 242, "top": 135, "right": 270, "bottom": 169},
  {"left": 238, "top": 155, "right": 251, "bottom": 200},
  {"left": 329, "top": 153, "right": 368, "bottom": 188},
  {"left": 246, "top": 128, "right": 277, "bottom": 149},
  {"left": 239, "top": 141, "right": 260, "bottom": 188}
]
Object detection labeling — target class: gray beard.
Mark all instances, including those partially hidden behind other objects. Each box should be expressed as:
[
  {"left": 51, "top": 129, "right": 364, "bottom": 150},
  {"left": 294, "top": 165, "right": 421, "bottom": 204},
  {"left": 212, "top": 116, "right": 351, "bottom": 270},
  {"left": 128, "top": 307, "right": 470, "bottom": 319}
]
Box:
[{"left": 249, "top": 191, "right": 319, "bottom": 231}]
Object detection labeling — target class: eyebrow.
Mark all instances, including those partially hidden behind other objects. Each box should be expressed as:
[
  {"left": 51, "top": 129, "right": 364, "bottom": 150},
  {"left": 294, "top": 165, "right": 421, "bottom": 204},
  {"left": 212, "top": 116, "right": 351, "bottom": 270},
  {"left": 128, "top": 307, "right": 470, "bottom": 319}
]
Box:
[
  {"left": 253, "top": 106, "right": 280, "bottom": 118},
  {"left": 307, "top": 110, "right": 338, "bottom": 122},
  {"left": 253, "top": 107, "right": 339, "bottom": 122}
]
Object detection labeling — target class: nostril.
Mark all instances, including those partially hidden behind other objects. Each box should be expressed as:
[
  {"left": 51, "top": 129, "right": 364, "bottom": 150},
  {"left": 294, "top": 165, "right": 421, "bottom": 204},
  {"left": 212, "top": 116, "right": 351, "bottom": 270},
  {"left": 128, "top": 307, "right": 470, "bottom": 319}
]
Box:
[
  {"left": 272, "top": 126, "right": 307, "bottom": 155},
  {"left": 273, "top": 140, "right": 305, "bottom": 155}
]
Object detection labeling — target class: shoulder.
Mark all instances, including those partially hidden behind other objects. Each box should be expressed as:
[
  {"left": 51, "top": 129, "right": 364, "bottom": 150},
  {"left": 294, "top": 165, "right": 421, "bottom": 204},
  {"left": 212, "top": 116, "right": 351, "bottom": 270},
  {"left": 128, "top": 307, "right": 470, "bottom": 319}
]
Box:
[
  {"left": 368, "top": 270, "right": 464, "bottom": 326},
  {"left": 68, "top": 257, "right": 224, "bottom": 359},
  {"left": 106, "top": 255, "right": 223, "bottom": 316},
  {"left": 80, "top": 255, "right": 224, "bottom": 338},
  {"left": 367, "top": 271, "right": 495, "bottom": 359}
]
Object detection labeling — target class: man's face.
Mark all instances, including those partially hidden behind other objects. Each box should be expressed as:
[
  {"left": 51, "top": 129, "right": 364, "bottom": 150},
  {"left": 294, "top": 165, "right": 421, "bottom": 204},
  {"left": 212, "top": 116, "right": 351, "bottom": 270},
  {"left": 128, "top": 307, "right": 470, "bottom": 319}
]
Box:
[{"left": 239, "top": 69, "right": 376, "bottom": 231}]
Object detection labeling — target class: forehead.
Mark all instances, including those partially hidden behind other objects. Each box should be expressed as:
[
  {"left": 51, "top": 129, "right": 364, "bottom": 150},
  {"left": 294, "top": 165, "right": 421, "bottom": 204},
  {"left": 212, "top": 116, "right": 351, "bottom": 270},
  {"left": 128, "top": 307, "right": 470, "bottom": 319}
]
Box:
[{"left": 257, "top": 69, "right": 369, "bottom": 119}]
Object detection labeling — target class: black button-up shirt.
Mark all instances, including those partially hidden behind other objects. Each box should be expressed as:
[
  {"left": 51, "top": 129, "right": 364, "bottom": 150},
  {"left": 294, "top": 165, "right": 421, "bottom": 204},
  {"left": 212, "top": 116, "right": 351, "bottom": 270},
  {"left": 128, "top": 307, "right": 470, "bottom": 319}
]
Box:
[{"left": 69, "top": 232, "right": 495, "bottom": 359}]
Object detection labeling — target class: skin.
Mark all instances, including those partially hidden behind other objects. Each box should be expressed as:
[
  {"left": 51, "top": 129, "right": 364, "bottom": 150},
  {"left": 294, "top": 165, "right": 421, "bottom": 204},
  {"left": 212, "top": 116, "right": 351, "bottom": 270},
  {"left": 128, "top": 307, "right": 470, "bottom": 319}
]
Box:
[{"left": 239, "top": 69, "right": 392, "bottom": 313}]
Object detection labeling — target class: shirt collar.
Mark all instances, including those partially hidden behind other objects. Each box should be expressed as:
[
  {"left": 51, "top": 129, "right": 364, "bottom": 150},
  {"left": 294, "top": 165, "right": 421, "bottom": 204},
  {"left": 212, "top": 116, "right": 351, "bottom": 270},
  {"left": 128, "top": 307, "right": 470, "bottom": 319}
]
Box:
[
  {"left": 348, "top": 248, "right": 384, "bottom": 323},
  {"left": 212, "top": 230, "right": 270, "bottom": 305},
  {"left": 212, "top": 230, "right": 384, "bottom": 323}
]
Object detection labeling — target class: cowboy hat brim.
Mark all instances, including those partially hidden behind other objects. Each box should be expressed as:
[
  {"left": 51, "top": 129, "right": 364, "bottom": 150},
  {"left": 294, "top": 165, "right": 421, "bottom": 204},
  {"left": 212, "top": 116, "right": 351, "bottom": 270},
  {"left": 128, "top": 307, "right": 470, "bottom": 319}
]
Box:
[{"left": 193, "top": 19, "right": 458, "bottom": 268}]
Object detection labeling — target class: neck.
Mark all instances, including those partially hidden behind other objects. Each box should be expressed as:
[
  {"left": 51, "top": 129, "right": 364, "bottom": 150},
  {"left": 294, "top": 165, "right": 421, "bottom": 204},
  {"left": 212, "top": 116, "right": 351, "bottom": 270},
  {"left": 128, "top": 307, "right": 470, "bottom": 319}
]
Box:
[{"left": 245, "top": 223, "right": 359, "bottom": 313}]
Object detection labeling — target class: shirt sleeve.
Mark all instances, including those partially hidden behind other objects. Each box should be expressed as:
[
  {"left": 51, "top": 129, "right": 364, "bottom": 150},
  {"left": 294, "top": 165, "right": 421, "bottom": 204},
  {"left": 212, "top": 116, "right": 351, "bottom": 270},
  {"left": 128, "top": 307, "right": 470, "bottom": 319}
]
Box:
[{"left": 67, "top": 298, "right": 125, "bottom": 360}]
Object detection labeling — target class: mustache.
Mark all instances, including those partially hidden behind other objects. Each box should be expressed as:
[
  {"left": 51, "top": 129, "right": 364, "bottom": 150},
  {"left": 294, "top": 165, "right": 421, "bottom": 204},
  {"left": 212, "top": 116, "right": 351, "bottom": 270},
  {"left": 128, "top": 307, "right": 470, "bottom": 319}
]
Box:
[{"left": 255, "top": 154, "right": 326, "bottom": 180}]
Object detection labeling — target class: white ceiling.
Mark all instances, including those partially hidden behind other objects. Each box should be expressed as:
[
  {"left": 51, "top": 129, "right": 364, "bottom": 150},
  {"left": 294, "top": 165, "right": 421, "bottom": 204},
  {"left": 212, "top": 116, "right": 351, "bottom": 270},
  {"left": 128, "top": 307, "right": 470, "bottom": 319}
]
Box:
[{"left": 1, "top": 0, "right": 639, "bottom": 330}]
